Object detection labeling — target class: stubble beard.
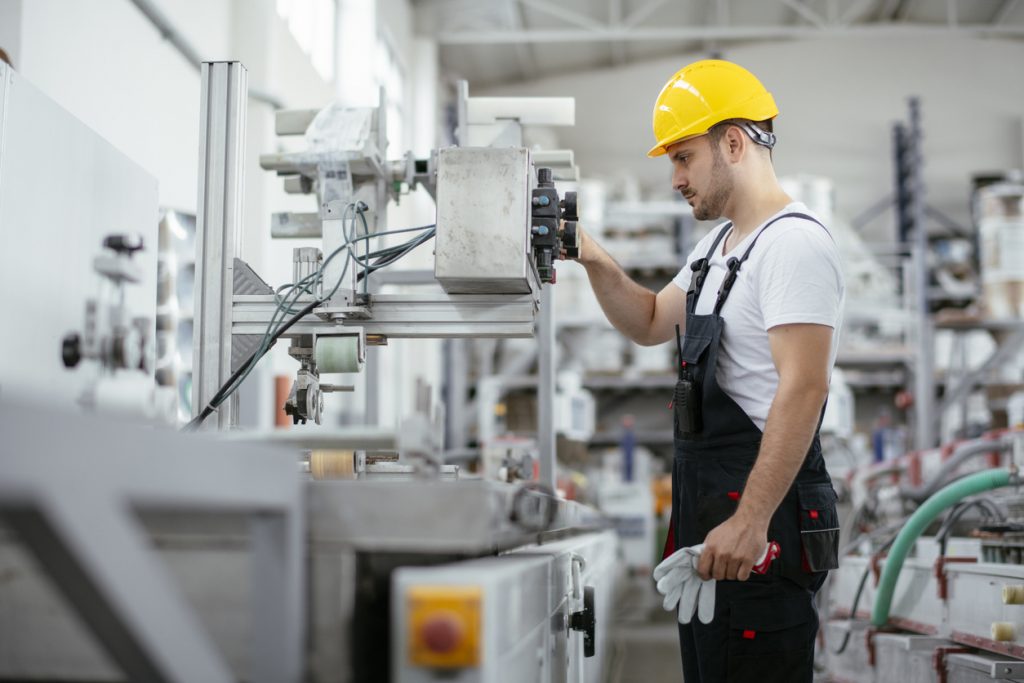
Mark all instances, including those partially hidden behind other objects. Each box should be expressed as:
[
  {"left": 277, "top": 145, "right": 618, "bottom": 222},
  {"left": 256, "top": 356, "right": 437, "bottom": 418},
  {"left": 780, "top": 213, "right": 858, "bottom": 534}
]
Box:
[{"left": 690, "top": 145, "right": 733, "bottom": 222}]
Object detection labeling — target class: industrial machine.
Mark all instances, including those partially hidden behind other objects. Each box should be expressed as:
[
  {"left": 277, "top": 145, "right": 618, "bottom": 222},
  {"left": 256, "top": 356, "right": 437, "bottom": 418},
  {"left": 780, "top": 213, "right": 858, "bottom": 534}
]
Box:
[
  {"left": 0, "top": 60, "right": 619, "bottom": 683},
  {"left": 825, "top": 427, "right": 1024, "bottom": 681}
]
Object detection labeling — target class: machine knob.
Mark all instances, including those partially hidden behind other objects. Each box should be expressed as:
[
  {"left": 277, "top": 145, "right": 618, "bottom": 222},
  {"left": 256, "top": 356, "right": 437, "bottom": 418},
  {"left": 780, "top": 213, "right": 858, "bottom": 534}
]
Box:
[
  {"left": 560, "top": 191, "right": 578, "bottom": 220},
  {"left": 509, "top": 481, "right": 559, "bottom": 531},
  {"left": 569, "top": 586, "right": 596, "bottom": 658},
  {"left": 562, "top": 221, "right": 580, "bottom": 259},
  {"left": 62, "top": 333, "right": 82, "bottom": 368},
  {"left": 103, "top": 234, "right": 145, "bottom": 257},
  {"left": 537, "top": 167, "right": 554, "bottom": 187}
]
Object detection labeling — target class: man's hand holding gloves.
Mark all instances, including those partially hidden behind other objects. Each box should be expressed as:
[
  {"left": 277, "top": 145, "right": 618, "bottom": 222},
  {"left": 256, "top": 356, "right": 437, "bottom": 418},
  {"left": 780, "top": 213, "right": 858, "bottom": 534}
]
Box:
[{"left": 653, "top": 541, "right": 780, "bottom": 624}]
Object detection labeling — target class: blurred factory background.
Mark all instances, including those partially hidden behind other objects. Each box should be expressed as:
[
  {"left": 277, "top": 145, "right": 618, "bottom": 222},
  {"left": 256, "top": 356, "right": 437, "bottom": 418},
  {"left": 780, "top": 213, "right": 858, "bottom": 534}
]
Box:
[{"left": 2, "top": 1, "right": 1024, "bottom": 681}]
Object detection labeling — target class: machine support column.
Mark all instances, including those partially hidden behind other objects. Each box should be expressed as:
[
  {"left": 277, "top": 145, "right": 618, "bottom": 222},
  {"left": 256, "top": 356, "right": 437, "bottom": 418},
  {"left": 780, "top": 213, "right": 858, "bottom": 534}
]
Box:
[
  {"left": 538, "top": 283, "right": 557, "bottom": 491},
  {"left": 193, "top": 61, "right": 248, "bottom": 429},
  {"left": 907, "top": 98, "right": 936, "bottom": 450}
]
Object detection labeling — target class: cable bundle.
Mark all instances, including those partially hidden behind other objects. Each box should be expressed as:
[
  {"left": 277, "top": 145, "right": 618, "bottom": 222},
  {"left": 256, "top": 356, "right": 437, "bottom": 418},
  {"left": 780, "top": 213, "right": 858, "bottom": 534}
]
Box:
[{"left": 184, "top": 204, "right": 435, "bottom": 430}]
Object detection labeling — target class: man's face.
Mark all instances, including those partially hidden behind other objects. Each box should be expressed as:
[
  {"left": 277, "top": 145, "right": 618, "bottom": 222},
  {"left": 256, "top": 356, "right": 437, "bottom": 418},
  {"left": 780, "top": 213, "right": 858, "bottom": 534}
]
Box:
[{"left": 667, "top": 134, "right": 734, "bottom": 221}]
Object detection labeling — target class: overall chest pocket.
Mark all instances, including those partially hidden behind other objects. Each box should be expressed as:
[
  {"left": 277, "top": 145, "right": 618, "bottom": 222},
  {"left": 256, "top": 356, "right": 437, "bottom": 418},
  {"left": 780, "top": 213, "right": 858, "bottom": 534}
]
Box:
[
  {"left": 673, "top": 334, "right": 713, "bottom": 438},
  {"left": 797, "top": 482, "right": 840, "bottom": 573},
  {"left": 679, "top": 333, "right": 713, "bottom": 366}
]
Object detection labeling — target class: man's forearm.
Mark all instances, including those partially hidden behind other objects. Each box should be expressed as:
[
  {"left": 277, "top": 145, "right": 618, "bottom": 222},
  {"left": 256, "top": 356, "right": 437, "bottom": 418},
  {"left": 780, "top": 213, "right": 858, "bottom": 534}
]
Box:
[
  {"left": 580, "top": 236, "right": 658, "bottom": 344},
  {"left": 735, "top": 383, "right": 828, "bottom": 526}
]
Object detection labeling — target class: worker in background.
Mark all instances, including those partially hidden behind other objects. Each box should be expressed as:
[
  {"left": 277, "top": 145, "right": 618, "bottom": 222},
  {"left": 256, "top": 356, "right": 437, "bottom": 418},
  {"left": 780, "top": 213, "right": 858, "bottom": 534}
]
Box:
[{"left": 567, "top": 59, "right": 845, "bottom": 681}]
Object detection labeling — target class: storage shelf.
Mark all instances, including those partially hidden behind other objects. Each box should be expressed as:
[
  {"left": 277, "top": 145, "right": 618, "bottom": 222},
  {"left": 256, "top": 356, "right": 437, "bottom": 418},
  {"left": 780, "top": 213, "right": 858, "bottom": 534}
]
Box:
[
  {"left": 934, "top": 319, "right": 1024, "bottom": 332},
  {"left": 589, "top": 429, "right": 674, "bottom": 446},
  {"left": 836, "top": 351, "right": 914, "bottom": 367},
  {"left": 583, "top": 374, "right": 676, "bottom": 391}
]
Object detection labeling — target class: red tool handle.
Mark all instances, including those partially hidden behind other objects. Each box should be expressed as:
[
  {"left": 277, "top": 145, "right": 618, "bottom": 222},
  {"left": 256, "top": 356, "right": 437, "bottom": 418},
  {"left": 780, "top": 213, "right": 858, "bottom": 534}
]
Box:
[{"left": 751, "top": 541, "right": 781, "bottom": 575}]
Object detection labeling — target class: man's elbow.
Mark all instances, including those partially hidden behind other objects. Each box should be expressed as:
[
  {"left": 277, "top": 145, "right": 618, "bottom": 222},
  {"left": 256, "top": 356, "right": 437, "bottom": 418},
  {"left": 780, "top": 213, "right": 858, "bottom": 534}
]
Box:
[
  {"left": 632, "top": 324, "right": 672, "bottom": 347},
  {"left": 632, "top": 332, "right": 659, "bottom": 347},
  {"left": 778, "top": 376, "right": 830, "bottom": 405}
]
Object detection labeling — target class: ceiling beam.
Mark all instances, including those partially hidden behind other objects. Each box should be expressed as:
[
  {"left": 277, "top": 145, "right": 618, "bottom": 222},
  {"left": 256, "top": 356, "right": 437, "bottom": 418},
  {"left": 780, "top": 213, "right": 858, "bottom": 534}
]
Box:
[
  {"left": 505, "top": 0, "right": 538, "bottom": 80},
  {"left": 701, "top": 0, "right": 727, "bottom": 57},
  {"left": 993, "top": 0, "right": 1021, "bottom": 24},
  {"left": 874, "top": 0, "right": 903, "bottom": 21},
  {"left": 778, "top": 0, "right": 827, "bottom": 27},
  {"left": 826, "top": 0, "right": 840, "bottom": 24},
  {"left": 839, "top": 0, "right": 879, "bottom": 25},
  {"left": 609, "top": 0, "right": 626, "bottom": 65},
  {"left": 436, "top": 23, "right": 1024, "bottom": 45},
  {"left": 896, "top": 0, "right": 918, "bottom": 21},
  {"left": 517, "top": 0, "right": 605, "bottom": 31},
  {"left": 624, "top": 0, "right": 668, "bottom": 27}
]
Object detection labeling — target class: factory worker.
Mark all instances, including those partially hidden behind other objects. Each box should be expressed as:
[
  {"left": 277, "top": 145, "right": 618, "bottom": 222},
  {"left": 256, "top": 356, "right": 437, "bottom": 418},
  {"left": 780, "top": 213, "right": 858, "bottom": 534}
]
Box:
[{"left": 569, "top": 59, "right": 845, "bottom": 681}]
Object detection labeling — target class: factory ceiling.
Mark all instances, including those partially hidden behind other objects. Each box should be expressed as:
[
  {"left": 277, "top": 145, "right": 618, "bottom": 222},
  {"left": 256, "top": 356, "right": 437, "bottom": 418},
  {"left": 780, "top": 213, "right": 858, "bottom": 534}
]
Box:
[{"left": 413, "top": 0, "right": 1024, "bottom": 86}]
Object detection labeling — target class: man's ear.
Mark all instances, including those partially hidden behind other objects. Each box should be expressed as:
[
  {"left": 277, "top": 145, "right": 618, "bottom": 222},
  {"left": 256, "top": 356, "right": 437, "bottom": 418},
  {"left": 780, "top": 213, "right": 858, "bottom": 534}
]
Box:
[{"left": 725, "top": 125, "right": 745, "bottom": 159}]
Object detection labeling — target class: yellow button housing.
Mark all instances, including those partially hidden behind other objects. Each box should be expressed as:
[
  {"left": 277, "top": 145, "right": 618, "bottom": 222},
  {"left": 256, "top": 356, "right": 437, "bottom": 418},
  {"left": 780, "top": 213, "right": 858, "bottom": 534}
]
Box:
[{"left": 407, "top": 585, "right": 482, "bottom": 668}]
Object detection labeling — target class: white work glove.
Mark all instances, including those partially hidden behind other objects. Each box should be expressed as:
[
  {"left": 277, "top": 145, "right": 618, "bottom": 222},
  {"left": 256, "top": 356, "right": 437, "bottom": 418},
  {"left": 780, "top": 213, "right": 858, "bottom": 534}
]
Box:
[
  {"left": 653, "top": 542, "right": 780, "bottom": 625},
  {"left": 653, "top": 544, "right": 714, "bottom": 624}
]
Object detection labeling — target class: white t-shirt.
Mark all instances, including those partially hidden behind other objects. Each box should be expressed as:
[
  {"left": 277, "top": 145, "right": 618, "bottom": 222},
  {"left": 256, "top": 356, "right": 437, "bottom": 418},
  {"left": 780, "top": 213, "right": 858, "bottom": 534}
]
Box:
[{"left": 671, "top": 202, "right": 845, "bottom": 431}]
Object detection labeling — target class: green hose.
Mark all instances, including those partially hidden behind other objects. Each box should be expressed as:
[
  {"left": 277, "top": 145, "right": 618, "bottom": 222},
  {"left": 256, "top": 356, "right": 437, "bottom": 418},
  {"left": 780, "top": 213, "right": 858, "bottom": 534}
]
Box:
[{"left": 871, "top": 467, "right": 1013, "bottom": 627}]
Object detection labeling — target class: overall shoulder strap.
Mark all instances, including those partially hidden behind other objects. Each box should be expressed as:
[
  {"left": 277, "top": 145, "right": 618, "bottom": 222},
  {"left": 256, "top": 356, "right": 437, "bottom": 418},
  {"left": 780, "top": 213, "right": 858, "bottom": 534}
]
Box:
[
  {"left": 686, "top": 222, "right": 732, "bottom": 315},
  {"left": 712, "top": 213, "right": 829, "bottom": 315}
]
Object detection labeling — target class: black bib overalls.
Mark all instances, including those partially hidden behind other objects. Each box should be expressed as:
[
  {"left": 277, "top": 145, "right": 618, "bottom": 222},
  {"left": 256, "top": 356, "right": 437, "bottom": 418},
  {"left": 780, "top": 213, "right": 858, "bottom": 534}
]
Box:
[{"left": 667, "top": 213, "right": 840, "bottom": 682}]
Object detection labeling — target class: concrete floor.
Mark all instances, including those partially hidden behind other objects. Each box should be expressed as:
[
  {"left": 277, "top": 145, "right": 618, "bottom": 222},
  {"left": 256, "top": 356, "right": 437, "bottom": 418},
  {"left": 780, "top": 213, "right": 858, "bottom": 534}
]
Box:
[{"left": 604, "top": 576, "right": 683, "bottom": 683}]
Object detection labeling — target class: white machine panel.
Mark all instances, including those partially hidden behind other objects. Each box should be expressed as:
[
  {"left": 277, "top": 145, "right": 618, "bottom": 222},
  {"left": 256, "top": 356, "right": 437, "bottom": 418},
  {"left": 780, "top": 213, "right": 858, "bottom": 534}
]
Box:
[
  {"left": 392, "top": 530, "right": 617, "bottom": 683},
  {"left": 947, "top": 563, "right": 1024, "bottom": 654},
  {"left": 0, "top": 63, "right": 158, "bottom": 409}
]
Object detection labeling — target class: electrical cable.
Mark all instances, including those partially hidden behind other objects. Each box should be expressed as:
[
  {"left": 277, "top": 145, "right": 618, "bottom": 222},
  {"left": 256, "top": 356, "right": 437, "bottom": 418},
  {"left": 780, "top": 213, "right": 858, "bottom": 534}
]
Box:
[
  {"left": 833, "top": 493, "right": 1006, "bottom": 655},
  {"left": 935, "top": 496, "right": 1004, "bottom": 557},
  {"left": 901, "top": 438, "right": 1010, "bottom": 503},
  {"left": 831, "top": 531, "right": 900, "bottom": 656},
  {"left": 182, "top": 216, "right": 436, "bottom": 431}
]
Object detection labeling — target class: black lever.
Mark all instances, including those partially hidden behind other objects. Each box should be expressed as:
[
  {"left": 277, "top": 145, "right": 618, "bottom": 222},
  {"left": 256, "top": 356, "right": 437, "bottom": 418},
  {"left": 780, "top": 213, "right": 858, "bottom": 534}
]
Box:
[{"left": 569, "top": 585, "right": 596, "bottom": 657}]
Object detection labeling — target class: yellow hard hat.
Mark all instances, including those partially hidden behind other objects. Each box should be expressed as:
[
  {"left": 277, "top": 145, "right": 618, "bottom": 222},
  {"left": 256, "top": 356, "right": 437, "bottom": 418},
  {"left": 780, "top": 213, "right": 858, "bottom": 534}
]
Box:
[{"left": 647, "top": 59, "right": 778, "bottom": 158}]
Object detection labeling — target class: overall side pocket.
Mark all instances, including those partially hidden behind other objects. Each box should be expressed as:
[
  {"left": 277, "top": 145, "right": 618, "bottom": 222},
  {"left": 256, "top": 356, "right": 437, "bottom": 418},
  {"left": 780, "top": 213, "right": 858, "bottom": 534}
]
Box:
[{"left": 796, "top": 481, "right": 840, "bottom": 573}]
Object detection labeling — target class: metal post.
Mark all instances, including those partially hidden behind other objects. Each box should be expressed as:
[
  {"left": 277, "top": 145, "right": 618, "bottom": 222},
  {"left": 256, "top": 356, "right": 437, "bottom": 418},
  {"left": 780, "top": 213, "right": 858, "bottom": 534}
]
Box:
[
  {"left": 455, "top": 80, "right": 469, "bottom": 146},
  {"left": 443, "top": 339, "right": 469, "bottom": 451},
  {"left": 250, "top": 512, "right": 304, "bottom": 683},
  {"left": 908, "top": 98, "right": 936, "bottom": 450},
  {"left": 193, "top": 62, "right": 247, "bottom": 429},
  {"left": 537, "top": 284, "right": 557, "bottom": 491}
]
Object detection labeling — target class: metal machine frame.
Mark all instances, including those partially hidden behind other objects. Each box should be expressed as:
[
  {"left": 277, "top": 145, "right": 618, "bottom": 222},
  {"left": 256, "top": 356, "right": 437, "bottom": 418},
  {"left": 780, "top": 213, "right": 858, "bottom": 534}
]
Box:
[
  {"left": 0, "top": 60, "right": 618, "bottom": 683},
  {"left": 0, "top": 402, "right": 304, "bottom": 683},
  {"left": 192, "top": 62, "right": 580, "bottom": 491}
]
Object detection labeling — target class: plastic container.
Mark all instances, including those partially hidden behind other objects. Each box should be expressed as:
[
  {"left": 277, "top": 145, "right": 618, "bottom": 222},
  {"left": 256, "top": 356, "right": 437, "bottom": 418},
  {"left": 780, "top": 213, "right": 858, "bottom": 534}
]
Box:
[{"left": 976, "top": 182, "right": 1024, "bottom": 319}]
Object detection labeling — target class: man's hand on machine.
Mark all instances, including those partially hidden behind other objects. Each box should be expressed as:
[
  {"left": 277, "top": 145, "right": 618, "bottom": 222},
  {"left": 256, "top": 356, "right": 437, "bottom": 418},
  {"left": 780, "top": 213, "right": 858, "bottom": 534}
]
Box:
[
  {"left": 558, "top": 222, "right": 590, "bottom": 263},
  {"left": 654, "top": 540, "right": 779, "bottom": 625},
  {"left": 698, "top": 515, "right": 772, "bottom": 581}
]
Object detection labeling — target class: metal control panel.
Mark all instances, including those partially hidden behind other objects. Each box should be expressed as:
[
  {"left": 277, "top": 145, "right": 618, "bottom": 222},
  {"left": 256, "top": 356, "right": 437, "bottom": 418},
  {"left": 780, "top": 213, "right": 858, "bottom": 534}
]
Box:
[{"left": 434, "top": 147, "right": 537, "bottom": 295}]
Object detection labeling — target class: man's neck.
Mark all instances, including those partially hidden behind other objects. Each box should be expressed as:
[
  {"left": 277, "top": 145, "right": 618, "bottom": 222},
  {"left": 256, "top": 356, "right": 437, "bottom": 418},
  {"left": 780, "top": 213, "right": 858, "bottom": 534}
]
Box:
[{"left": 725, "top": 185, "right": 794, "bottom": 242}]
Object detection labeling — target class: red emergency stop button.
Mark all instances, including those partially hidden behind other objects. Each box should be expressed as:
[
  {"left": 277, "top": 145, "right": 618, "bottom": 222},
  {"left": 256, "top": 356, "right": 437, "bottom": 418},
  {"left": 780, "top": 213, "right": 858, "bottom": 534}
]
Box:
[{"left": 422, "top": 613, "right": 463, "bottom": 653}]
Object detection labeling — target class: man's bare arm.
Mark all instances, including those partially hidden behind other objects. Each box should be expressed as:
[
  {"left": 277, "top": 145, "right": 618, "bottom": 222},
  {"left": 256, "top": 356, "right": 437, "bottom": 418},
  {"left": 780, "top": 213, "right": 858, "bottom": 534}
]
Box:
[
  {"left": 577, "top": 229, "right": 686, "bottom": 346},
  {"left": 699, "top": 322, "right": 833, "bottom": 581}
]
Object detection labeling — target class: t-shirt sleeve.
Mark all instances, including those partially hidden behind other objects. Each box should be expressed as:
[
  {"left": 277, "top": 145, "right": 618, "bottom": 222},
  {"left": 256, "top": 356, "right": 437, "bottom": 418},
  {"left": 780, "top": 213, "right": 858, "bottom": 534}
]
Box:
[{"left": 756, "top": 227, "right": 843, "bottom": 330}]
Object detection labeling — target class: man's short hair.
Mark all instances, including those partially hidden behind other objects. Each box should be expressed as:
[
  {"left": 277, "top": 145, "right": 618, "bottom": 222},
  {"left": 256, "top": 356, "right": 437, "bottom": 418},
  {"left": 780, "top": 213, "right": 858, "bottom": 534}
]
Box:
[
  {"left": 709, "top": 118, "right": 774, "bottom": 155},
  {"left": 0, "top": 48, "right": 12, "bottom": 68},
  {"left": 709, "top": 118, "right": 773, "bottom": 142}
]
